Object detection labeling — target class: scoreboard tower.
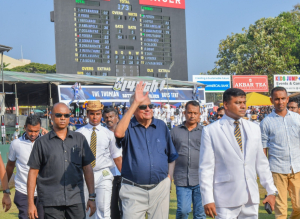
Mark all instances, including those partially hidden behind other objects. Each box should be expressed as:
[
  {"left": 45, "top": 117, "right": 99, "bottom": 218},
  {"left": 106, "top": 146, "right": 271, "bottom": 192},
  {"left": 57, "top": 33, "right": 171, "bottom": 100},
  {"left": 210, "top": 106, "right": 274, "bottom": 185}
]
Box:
[{"left": 53, "top": 0, "right": 188, "bottom": 81}]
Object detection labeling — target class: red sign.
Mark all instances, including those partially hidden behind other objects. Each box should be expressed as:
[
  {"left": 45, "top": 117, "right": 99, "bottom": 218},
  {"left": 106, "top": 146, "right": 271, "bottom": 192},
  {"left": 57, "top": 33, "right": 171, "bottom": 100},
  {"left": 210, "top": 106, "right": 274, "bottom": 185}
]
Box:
[
  {"left": 232, "top": 75, "right": 268, "bottom": 92},
  {"left": 139, "top": 0, "right": 185, "bottom": 9}
]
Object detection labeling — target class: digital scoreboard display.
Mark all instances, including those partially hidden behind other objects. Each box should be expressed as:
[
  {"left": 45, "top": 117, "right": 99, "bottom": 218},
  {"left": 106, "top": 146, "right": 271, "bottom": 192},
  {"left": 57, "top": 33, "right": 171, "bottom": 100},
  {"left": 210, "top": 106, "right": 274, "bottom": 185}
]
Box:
[{"left": 53, "top": 0, "right": 188, "bottom": 80}]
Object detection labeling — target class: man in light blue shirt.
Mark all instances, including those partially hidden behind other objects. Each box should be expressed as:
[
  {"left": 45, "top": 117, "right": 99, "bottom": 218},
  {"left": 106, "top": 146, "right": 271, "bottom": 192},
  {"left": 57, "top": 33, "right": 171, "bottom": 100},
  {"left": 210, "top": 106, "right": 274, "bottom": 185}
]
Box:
[{"left": 260, "top": 87, "right": 300, "bottom": 219}]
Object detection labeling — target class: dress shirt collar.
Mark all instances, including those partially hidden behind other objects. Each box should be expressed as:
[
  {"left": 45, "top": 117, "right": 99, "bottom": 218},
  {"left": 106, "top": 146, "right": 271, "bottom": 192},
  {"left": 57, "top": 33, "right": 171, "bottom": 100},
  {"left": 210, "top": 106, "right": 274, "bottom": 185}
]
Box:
[
  {"left": 131, "top": 116, "right": 157, "bottom": 128},
  {"left": 86, "top": 123, "right": 102, "bottom": 131},
  {"left": 271, "top": 109, "right": 291, "bottom": 118},
  {"left": 222, "top": 113, "right": 242, "bottom": 126},
  {"left": 179, "top": 122, "right": 201, "bottom": 131},
  {"left": 49, "top": 129, "right": 73, "bottom": 139},
  {"left": 22, "top": 132, "right": 41, "bottom": 142}
]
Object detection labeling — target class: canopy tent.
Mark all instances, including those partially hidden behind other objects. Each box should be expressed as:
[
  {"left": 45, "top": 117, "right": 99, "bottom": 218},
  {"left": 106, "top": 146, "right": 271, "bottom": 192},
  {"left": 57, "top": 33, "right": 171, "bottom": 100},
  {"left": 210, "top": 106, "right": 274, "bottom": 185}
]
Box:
[{"left": 246, "top": 92, "right": 272, "bottom": 107}]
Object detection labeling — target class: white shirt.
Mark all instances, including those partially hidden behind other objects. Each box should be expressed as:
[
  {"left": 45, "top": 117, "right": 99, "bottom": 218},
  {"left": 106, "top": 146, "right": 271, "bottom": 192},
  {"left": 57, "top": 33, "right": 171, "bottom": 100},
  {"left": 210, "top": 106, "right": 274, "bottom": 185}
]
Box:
[
  {"left": 8, "top": 133, "right": 40, "bottom": 196},
  {"left": 76, "top": 123, "right": 122, "bottom": 172},
  {"left": 170, "top": 108, "right": 175, "bottom": 116},
  {"left": 153, "top": 108, "right": 159, "bottom": 117},
  {"left": 165, "top": 108, "right": 171, "bottom": 119},
  {"left": 105, "top": 127, "right": 122, "bottom": 176}
]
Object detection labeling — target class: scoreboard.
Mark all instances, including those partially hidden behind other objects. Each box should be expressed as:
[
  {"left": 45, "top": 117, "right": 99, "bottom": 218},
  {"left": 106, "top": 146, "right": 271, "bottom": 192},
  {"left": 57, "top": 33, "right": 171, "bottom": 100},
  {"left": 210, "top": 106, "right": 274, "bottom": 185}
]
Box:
[{"left": 53, "top": 0, "right": 188, "bottom": 81}]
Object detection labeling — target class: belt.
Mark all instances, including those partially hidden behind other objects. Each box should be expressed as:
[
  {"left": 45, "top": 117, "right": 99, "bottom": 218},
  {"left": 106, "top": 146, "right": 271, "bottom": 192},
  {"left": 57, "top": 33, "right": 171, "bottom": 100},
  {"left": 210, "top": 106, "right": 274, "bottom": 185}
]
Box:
[{"left": 121, "top": 178, "right": 158, "bottom": 191}]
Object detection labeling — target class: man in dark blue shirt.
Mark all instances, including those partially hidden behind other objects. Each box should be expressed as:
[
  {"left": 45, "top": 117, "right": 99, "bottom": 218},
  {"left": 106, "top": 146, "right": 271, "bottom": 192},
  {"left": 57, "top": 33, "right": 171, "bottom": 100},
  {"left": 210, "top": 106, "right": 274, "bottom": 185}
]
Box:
[{"left": 115, "top": 81, "right": 178, "bottom": 219}]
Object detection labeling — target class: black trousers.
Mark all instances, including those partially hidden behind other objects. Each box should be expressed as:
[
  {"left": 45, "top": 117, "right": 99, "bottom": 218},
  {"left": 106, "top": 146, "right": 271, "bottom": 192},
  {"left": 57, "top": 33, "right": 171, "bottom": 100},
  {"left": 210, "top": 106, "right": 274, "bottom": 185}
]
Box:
[
  {"left": 43, "top": 203, "right": 85, "bottom": 219},
  {"left": 111, "top": 176, "right": 122, "bottom": 219},
  {"left": 14, "top": 190, "right": 44, "bottom": 219}
]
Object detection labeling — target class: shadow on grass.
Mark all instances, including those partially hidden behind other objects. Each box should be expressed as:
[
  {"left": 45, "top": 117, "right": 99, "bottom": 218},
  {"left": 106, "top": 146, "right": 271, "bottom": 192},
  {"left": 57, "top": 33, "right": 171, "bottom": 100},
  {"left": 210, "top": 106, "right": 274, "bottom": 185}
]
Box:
[{"left": 169, "top": 208, "right": 177, "bottom": 216}]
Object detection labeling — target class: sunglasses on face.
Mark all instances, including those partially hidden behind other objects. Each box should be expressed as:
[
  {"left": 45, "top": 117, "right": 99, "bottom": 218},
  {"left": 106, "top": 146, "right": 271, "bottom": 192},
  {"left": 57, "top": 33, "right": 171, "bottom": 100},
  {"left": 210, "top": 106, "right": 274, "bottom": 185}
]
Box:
[
  {"left": 54, "top": 113, "right": 71, "bottom": 118},
  {"left": 138, "top": 104, "right": 154, "bottom": 110},
  {"left": 217, "top": 114, "right": 224, "bottom": 117}
]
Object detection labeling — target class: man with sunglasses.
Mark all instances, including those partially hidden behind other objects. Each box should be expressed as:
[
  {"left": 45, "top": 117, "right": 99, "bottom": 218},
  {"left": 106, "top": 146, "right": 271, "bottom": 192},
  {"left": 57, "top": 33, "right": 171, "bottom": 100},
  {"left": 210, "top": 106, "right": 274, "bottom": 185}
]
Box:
[
  {"left": 115, "top": 81, "right": 178, "bottom": 219},
  {"left": 216, "top": 107, "right": 225, "bottom": 120},
  {"left": 27, "top": 103, "right": 96, "bottom": 219},
  {"left": 76, "top": 101, "right": 122, "bottom": 219},
  {"left": 287, "top": 97, "right": 300, "bottom": 114}
]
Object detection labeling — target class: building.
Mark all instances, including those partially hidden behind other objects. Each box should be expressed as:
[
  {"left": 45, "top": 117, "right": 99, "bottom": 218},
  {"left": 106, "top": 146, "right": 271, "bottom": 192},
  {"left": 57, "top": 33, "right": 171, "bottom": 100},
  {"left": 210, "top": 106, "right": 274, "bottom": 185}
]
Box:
[{"left": 1, "top": 54, "right": 31, "bottom": 69}]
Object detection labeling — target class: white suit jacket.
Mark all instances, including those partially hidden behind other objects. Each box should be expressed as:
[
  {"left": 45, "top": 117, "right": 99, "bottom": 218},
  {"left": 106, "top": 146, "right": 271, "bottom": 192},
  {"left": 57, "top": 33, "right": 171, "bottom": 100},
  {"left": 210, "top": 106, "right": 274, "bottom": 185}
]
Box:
[{"left": 199, "top": 115, "right": 277, "bottom": 208}]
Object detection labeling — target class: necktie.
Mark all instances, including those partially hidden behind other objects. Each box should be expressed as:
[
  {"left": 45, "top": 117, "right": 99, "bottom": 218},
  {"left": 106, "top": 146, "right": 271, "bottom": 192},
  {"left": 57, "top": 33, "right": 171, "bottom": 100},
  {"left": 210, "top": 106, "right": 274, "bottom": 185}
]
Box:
[
  {"left": 90, "top": 127, "right": 97, "bottom": 168},
  {"left": 234, "top": 120, "right": 243, "bottom": 153}
]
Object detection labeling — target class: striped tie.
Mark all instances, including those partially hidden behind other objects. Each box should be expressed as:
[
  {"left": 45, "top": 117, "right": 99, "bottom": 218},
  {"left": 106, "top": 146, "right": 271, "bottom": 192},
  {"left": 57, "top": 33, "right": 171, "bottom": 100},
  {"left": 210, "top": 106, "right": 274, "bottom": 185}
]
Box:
[
  {"left": 234, "top": 120, "right": 243, "bottom": 153},
  {"left": 90, "top": 127, "right": 97, "bottom": 168}
]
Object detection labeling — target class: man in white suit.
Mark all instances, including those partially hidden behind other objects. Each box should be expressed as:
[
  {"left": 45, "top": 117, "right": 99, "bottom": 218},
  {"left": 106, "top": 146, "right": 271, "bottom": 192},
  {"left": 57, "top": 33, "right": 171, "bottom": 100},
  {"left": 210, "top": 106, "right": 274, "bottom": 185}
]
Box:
[{"left": 199, "top": 88, "right": 278, "bottom": 219}]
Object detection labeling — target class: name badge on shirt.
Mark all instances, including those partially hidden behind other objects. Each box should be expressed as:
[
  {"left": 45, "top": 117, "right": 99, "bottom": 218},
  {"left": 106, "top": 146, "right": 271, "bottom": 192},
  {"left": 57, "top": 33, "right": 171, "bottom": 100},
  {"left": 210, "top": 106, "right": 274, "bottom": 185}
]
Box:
[{"left": 102, "top": 170, "right": 110, "bottom": 177}]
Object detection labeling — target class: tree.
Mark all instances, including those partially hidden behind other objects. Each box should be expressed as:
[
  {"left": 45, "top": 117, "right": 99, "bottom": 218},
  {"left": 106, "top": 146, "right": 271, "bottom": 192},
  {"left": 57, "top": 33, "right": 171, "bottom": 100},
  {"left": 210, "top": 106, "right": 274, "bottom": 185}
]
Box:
[
  {"left": 206, "top": 8, "right": 300, "bottom": 91},
  {"left": 2, "top": 62, "right": 10, "bottom": 69},
  {"left": 7, "top": 63, "right": 56, "bottom": 73}
]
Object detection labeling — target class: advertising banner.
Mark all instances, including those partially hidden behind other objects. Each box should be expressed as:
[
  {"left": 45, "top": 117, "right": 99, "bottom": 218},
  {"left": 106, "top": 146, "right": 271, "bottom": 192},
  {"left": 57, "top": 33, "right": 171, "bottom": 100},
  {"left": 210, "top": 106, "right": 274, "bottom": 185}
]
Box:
[
  {"left": 274, "top": 75, "right": 300, "bottom": 92},
  {"left": 193, "top": 75, "right": 231, "bottom": 93},
  {"left": 232, "top": 75, "right": 268, "bottom": 92},
  {"left": 139, "top": 0, "right": 185, "bottom": 9},
  {"left": 58, "top": 85, "right": 205, "bottom": 103},
  {"left": 200, "top": 102, "right": 214, "bottom": 109}
]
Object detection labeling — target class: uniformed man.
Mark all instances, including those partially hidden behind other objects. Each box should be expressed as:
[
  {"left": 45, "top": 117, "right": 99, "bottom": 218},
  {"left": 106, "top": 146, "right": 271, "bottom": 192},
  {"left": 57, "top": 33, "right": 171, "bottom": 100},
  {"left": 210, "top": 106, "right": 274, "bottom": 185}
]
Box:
[{"left": 77, "top": 101, "right": 122, "bottom": 219}]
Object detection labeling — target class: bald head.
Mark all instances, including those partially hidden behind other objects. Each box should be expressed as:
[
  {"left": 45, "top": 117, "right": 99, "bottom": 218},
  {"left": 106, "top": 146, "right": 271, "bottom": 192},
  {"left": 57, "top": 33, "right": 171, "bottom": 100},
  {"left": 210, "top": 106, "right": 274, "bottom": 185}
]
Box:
[{"left": 52, "top": 103, "right": 69, "bottom": 114}]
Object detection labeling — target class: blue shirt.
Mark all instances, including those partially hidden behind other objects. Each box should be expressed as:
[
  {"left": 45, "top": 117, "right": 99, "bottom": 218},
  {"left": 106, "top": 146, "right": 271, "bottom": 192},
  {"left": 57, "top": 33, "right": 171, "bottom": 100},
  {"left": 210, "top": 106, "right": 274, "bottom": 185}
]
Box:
[
  {"left": 260, "top": 110, "right": 300, "bottom": 174},
  {"left": 69, "top": 117, "right": 75, "bottom": 126},
  {"left": 117, "top": 117, "right": 178, "bottom": 185}
]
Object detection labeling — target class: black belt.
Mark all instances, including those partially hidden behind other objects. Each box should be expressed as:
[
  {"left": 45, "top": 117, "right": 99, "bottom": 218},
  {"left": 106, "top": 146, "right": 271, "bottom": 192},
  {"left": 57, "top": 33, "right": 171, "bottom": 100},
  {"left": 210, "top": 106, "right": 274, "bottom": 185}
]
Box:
[{"left": 121, "top": 178, "right": 158, "bottom": 191}]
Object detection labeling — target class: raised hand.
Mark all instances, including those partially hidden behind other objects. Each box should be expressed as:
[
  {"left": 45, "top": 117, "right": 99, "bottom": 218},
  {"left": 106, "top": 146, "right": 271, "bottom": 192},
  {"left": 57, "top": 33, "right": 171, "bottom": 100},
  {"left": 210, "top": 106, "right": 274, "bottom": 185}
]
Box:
[{"left": 134, "top": 81, "right": 149, "bottom": 104}]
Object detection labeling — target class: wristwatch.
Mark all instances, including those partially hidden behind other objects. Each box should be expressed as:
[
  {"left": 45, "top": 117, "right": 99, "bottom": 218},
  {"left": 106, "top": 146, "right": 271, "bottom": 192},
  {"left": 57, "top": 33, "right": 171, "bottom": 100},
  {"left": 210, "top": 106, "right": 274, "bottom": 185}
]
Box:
[
  {"left": 273, "top": 191, "right": 279, "bottom": 197},
  {"left": 3, "top": 189, "right": 11, "bottom": 195},
  {"left": 89, "top": 193, "right": 96, "bottom": 198}
]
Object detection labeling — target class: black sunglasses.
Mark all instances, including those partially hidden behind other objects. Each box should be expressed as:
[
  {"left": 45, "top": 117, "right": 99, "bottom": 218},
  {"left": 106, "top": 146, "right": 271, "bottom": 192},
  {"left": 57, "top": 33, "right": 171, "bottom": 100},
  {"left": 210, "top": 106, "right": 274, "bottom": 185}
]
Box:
[
  {"left": 217, "top": 114, "right": 224, "bottom": 117},
  {"left": 54, "top": 113, "right": 71, "bottom": 118},
  {"left": 138, "top": 104, "right": 154, "bottom": 110}
]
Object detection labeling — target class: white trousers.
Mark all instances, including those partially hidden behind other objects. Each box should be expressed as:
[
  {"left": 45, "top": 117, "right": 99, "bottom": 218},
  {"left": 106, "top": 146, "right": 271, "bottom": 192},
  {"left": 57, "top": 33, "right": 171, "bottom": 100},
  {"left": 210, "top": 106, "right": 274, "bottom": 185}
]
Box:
[
  {"left": 84, "top": 168, "right": 113, "bottom": 219},
  {"left": 216, "top": 197, "right": 258, "bottom": 219}
]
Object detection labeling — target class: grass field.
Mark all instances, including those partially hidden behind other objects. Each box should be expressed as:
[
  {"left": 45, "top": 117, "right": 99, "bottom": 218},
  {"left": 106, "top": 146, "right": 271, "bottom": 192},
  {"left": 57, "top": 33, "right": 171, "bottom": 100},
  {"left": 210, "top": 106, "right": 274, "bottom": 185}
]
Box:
[{"left": 0, "top": 182, "right": 292, "bottom": 219}]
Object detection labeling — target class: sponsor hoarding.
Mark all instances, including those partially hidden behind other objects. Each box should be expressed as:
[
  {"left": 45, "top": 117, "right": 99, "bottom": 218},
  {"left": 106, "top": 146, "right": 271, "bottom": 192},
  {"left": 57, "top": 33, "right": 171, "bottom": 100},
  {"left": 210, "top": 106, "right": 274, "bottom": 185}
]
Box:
[
  {"left": 58, "top": 85, "right": 205, "bottom": 103},
  {"left": 139, "top": 0, "right": 185, "bottom": 9},
  {"left": 193, "top": 75, "right": 231, "bottom": 93},
  {"left": 274, "top": 75, "right": 300, "bottom": 92},
  {"left": 232, "top": 75, "right": 268, "bottom": 92}
]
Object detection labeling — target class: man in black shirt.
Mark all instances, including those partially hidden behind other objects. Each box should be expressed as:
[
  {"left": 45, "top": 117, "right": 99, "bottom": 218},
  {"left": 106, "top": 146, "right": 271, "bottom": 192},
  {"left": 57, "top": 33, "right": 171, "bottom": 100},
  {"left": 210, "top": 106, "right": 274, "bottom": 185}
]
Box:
[{"left": 27, "top": 103, "right": 96, "bottom": 219}]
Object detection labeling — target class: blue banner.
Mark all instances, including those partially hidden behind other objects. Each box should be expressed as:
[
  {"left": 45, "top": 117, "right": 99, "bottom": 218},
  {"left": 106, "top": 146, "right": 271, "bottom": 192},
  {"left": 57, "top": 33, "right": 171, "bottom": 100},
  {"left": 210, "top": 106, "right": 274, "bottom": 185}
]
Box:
[
  {"left": 197, "top": 81, "right": 230, "bottom": 92},
  {"left": 58, "top": 85, "right": 205, "bottom": 103}
]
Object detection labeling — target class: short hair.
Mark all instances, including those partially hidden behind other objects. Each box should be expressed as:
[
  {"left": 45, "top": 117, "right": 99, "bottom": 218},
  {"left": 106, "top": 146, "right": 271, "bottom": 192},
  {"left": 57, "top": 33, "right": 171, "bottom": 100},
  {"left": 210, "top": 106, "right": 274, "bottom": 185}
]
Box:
[
  {"left": 271, "top": 87, "right": 287, "bottom": 98},
  {"left": 103, "top": 107, "right": 118, "bottom": 117},
  {"left": 288, "top": 97, "right": 300, "bottom": 108},
  {"left": 185, "top": 100, "right": 200, "bottom": 110},
  {"left": 223, "top": 88, "right": 246, "bottom": 103},
  {"left": 25, "top": 115, "right": 41, "bottom": 127},
  {"left": 217, "top": 107, "right": 225, "bottom": 112}
]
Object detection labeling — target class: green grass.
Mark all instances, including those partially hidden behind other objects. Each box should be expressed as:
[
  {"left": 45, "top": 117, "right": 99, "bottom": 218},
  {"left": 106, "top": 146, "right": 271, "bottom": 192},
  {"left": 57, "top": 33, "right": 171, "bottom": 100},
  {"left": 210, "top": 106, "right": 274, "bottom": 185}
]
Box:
[{"left": 0, "top": 182, "right": 292, "bottom": 219}]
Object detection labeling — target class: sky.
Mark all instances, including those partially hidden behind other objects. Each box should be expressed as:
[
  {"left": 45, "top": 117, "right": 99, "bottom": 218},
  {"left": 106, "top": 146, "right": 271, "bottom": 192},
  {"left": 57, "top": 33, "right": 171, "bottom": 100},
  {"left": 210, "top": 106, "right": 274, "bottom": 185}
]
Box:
[{"left": 0, "top": 0, "right": 299, "bottom": 81}]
